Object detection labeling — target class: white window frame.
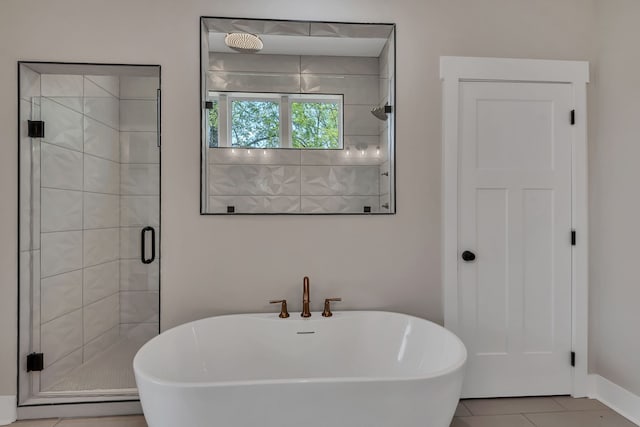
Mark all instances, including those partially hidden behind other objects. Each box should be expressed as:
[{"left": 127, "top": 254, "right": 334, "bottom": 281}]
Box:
[{"left": 208, "top": 91, "right": 343, "bottom": 149}]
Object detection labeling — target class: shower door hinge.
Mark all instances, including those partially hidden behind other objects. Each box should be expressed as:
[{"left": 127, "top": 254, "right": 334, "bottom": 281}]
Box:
[
  {"left": 205, "top": 101, "right": 214, "bottom": 109},
  {"left": 26, "top": 352, "right": 44, "bottom": 372},
  {"left": 570, "top": 110, "right": 576, "bottom": 125},
  {"left": 27, "top": 120, "right": 45, "bottom": 138},
  {"left": 571, "top": 230, "right": 576, "bottom": 246},
  {"left": 571, "top": 351, "right": 576, "bottom": 367}
]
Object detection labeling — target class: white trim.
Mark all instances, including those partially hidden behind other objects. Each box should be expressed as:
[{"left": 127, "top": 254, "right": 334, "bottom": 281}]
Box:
[
  {"left": 17, "top": 400, "right": 142, "bottom": 420},
  {"left": 0, "top": 395, "right": 17, "bottom": 426},
  {"left": 440, "top": 56, "right": 590, "bottom": 397},
  {"left": 589, "top": 375, "right": 640, "bottom": 425}
]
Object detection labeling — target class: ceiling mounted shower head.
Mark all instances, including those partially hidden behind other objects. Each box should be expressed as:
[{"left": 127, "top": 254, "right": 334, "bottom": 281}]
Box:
[
  {"left": 371, "top": 103, "right": 392, "bottom": 121},
  {"left": 224, "top": 32, "right": 264, "bottom": 53}
]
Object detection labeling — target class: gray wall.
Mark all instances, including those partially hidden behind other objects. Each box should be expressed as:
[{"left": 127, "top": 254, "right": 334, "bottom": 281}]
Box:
[
  {"left": 0, "top": 0, "right": 610, "bottom": 398},
  {"left": 590, "top": 0, "right": 640, "bottom": 397}
]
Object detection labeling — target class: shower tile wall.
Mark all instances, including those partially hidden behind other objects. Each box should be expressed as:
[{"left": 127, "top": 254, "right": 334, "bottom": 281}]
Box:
[
  {"left": 36, "top": 74, "right": 121, "bottom": 389},
  {"left": 119, "top": 76, "right": 159, "bottom": 342},
  {"left": 207, "top": 53, "right": 382, "bottom": 213},
  {"left": 378, "top": 33, "right": 394, "bottom": 211}
]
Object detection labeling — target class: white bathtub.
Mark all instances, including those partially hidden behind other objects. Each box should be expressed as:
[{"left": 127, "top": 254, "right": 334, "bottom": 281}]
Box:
[{"left": 134, "top": 311, "right": 466, "bottom": 427}]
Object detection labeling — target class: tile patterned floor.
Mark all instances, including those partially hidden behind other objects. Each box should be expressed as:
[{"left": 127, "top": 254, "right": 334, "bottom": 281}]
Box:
[{"left": 9, "top": 397, "right": 638, "bottom": 427}]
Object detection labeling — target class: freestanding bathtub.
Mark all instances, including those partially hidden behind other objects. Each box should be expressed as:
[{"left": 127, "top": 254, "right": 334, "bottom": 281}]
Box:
[{"left": 134, "top": 311, "right": 466, "bottom": 427}]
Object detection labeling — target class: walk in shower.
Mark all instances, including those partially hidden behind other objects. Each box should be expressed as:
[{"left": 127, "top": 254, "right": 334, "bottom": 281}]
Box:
[{"left": 18, "top": 62, "right": 160, "bottom": 406}]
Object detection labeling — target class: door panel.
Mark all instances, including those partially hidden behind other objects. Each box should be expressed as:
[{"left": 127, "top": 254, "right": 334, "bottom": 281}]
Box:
[{"left": 458, "top": 81, "right": 573, "bottom": 398}]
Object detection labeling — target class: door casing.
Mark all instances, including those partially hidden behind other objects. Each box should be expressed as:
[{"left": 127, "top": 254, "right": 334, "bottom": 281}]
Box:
[{"left": 440, "top": 56, "right": 589, "bottom": 397}]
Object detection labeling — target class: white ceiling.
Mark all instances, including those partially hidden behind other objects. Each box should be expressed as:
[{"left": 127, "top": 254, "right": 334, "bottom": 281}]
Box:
[{"left": 208, "top": 33, "right": 388, "bottom": 57}]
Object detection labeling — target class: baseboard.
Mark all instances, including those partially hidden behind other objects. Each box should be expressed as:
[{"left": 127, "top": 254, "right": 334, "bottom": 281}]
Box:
[
  {"left": 0, "top": 395, "right": 17, "bottom": 426},
  {"left": 588, "top": 374, "right": 640, "bottom": 425}
]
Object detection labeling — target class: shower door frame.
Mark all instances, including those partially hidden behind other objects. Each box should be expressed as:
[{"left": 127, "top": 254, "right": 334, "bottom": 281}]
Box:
[{"left": 16, "top": 61, "right": 162, "bottom": 410}]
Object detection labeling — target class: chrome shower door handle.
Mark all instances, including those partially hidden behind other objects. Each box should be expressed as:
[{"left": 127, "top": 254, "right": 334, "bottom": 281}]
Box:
[{"left": 141, "top": 226, "right": 156, "bottom": 264}]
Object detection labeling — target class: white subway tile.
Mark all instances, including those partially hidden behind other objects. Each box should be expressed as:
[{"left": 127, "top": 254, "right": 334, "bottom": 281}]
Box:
[
  {"left": 41, "top": 143, "right": 83, "bottom": 191},
  {"left": 301, "top": 196, "right": 380, "bottom": 213},
  {"left": 84, "top": 193, "right": 119, "bottom": 229},
  {"left": 301, "top": 165, "right": 380, "bottom": 196},
  {"left": 120, "top": 323, "right": 158, "bottom": 342},
  {"left": 207, "top": 71, "right": 300, "bottom": 93},
  {"left": 41, "top": 188, "right": 83, "bottom": 233},
  {"left": 301, "top": 74, "right": 379, "bottom": 105},
  {"left": 85, "top": 76, "right": 119, "bottom": 98},
  {"left": 83, "top": 326, "right": 119, "bottom": 362},
  {"left": 44, "top": 96, "right": 83, "bottom": 114},
  {"left": 120, "top": 196, "right": 159, "bottom": 227},
  {"left": 209, "top": 164, "right": 300, "bottom": 196},
  {"left": 208, "top": 196, "right": 301, "bottom": 214},
  {"left": 41, "top": 309, "right": 83, "bottom": 366},
  {"left": 84, "top": 117, "right": 119, "bottom": 162},
  {"left": 300, "top": 56, "right": 379, "bottom": 75},
  {"left": 84, "top": 96, "right": 119, "bottom": 129},
  {"left": 209, "top": 53, "right": 300, "bottom": 73},
  {"left": 120, "top": 292, "right": 159, "bottom": 324},
  {"left": 84, "top": 260, "right": 119, "bottom": 305},
  {"left": 41, "top": 231, "right": 82, "bottom": 277},
  {"left": 84, "top": 294, "right": 119, "bottom": 343},
  {"left": 208, "top": 147, "right": 300, "bottom": 166},
  {"left": 20, "top": 65, "right": 40, "bottom": 100},
  {"left": 120, "top": 259, "right": 159, "bottom": 291},
  {"left": 120, "top": 100, "right": 157, "bottom": 132},
  {"left": 41, "top": 75, "right": 83, "bottom": 97},
  {"left": 119, "top": 76, "right": 159, "bottom": 99},
  {"left": 83, "top": 228, "right": 119, "bottom": 267},
  {"left": 309, "top": 22, "right": 393, "bottom": 39},
  {"left": 41, "top": 270, "right": 83, "bottom": 324},
  {"left": 120, "top": 164, "right": 160, "bottom": 195},
  {"left": 41, "top": 97, "right": 84, "bottom": 150},
  {"left": 344, "top": 105, "right": 380, "bottom": 136},
  {"left": 84, "top": 155, "right": 120, "bottom": 194},
  {"left": 120, "top": 132, "right": 159, "bottom": 163},
  {"left": 40, "top": 348, "right": 82, "bottom": 391}
]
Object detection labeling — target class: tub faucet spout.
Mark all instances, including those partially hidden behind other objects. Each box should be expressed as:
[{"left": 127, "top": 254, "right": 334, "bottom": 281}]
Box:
[{"left": 302, "top": 276, "right": 311, "bottom": 317}]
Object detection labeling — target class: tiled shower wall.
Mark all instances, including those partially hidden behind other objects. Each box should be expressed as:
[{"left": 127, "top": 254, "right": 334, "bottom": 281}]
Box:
[
  {"left": 379, "top": 33, "right": 394, "bottom": 211},
  {"left": 19, "top": 68, "right": 160, "bottom": 391},
  {"left": 207, "top": 53, "right": 384, "bottom": 213},
  {"left": 119, "top": 76, "right": 160, "bottom": 341},
  {"left": 34, "top": 73, "right": 121, "bottom": 389}
]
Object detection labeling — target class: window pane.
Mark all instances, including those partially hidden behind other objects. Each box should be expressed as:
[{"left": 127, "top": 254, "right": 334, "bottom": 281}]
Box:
[
  {"left": 231, "top": 100, "right": 280, "bottom": 148},
  {"left": 291, "top": 102, "right": 340, "bottom": 149},
  {"left": 208, "top": 100, "right": 219, "bottom": 148}
]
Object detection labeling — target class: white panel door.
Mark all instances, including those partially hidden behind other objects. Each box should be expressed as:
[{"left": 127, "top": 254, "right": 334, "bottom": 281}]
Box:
[{"left": 458, "top": 81, "right": 573, "bottom": 398}]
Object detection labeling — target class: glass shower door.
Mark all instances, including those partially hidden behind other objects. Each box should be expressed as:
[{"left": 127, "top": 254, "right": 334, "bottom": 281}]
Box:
[{"left": 18, "top": 63, "right": 160, "bottom": 405}]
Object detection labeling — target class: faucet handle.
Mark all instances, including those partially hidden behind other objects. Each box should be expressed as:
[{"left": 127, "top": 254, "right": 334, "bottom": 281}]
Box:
[
  {"left": 322, "top": 298, "right": 342, "bottom": 317},
  {"left": 269, "top": 300, "right": 290, "bottom": 318}
]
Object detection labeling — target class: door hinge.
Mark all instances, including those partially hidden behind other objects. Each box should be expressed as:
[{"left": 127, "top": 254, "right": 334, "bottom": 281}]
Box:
[
  {"left": 26, "top": 352, "right": 44, "bottom": 372},
  {"left": 27, "top": 120, "right": 45, "bottom": 138},
  {"left": 571, "top": 230, "right": 576, "bottom": 246},
  {"left": 205, "top": 101, "right": 214, "bottom": 109},
  {"left": 571, "top": 351, "right": 576, "bottom": 367},
  {"left": 570, "top": 110, "right": 576, "bottom": 125}
]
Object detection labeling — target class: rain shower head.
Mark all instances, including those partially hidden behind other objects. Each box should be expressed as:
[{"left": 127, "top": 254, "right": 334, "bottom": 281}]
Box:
[
  {"left": 371, "top": 104, "right": 392, "bottom": 121},
  {"left": 224, "top": 32, "right": 264, "bottom": 53}
]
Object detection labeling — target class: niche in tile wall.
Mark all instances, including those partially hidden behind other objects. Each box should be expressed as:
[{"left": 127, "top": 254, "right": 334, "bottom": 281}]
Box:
[{"left": 201, "top": 17, "right": 396, "bottom": 214}]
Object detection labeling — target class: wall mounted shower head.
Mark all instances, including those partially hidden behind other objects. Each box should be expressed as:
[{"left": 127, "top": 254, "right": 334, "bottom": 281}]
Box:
[
  {"left": 371, "top": 104, "right": 392, "bottom": 121},
  {"left": 224, "top": 32, "right": 264, "bottom": 53}
]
